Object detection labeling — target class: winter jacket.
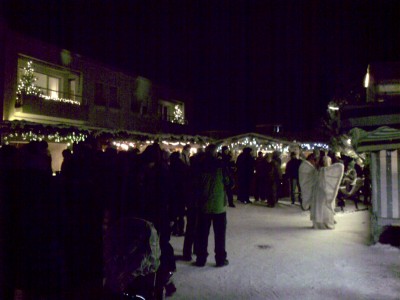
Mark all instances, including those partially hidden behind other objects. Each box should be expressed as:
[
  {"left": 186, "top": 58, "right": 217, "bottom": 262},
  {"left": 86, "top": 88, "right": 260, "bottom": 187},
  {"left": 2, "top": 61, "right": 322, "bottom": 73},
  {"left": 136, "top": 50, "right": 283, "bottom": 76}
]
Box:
[
  {"left": 285, "top": 158, "right": 302, "bottom": 179},
  {"left": 197, "top": 155, "right": 228, "bottom": 214}
]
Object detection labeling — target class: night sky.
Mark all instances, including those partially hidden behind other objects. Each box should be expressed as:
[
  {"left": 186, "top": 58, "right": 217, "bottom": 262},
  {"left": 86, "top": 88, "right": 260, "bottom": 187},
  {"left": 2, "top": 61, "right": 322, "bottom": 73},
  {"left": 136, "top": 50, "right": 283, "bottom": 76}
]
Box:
[{"left": 3, "top": 0, "right": 400, "bottom": 133}]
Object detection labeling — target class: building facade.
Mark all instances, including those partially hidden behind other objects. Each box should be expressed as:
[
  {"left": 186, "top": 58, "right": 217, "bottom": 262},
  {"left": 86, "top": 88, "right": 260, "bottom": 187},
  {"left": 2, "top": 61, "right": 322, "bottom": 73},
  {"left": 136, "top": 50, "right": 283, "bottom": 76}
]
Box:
[
  {"left": 340, "top": 62, "right": 400, "bottom": 132},
  {"left": 0, "top": 23, "right": 195, "bottom": 170}
]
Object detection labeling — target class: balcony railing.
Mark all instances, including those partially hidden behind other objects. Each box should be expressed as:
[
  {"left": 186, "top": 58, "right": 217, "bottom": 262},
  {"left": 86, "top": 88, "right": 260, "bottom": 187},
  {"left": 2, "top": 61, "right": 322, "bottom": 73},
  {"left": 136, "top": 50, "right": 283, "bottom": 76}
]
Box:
[
  {"left": 17, "top": 93, "right": 89, "bottom": 121},
  {"left": 37, "top": 88, "right": 83, "bottom": 105}
]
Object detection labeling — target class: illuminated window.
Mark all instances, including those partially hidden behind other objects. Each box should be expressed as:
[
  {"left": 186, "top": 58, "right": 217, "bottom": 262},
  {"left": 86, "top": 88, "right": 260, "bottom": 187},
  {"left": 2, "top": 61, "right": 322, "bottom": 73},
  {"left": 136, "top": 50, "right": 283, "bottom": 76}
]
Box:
[
  {"left": 28, "top": 71, "right": 60, "bottom": 98},
  {"left": 48, "top": 76, "right": 60, "bottom": 98},
  {"left": 69, "top": 79, "right": 76, "bottom": 100}
]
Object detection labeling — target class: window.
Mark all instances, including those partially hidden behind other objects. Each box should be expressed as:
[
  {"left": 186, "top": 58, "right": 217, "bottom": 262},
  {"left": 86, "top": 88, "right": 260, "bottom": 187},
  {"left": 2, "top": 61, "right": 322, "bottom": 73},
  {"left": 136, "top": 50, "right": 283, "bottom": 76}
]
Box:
[
  {"left": 68, "top": 79, "right": 76, "bottom": 101},
  {"left": 33, "top": 71, "right": 60, "bottom": 98},
  {"left": 141, "top": 105, "right": 148, "bottom": 115},
  {"left": 94, "top": 83, "right": 106, "bottom": 105},
  {"left": 109, "top": 86, "right": 119, "bottom": 108},
  {"left": 131, "top": 91, "right": 140, "bottom": 112},
  {"left": 163, "top": 106, "right": 169, "bottom": 121},
  {"left": 48, "top": 76, "right": 60, "bottom": 98}
]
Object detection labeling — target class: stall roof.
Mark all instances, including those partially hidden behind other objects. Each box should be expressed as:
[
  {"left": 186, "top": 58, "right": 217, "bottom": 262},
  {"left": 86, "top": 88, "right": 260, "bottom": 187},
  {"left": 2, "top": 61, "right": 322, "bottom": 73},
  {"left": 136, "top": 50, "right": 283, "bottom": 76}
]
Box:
[
  {"left": 0, "top": 120, "right": 212, "bottom": 145},
  {"left": 215, "top": 132, "right": 296, "bottom": 147},
  {"left": 351, "top": 126, "right": 400, "bottom": 152}
]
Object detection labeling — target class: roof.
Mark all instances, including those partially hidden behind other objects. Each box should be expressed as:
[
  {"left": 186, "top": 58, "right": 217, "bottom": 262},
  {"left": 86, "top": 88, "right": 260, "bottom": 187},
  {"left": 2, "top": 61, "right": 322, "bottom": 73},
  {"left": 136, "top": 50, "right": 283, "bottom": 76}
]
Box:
[
  {"left": 369, "top": 62, "right": 400, "bottom": 83},
  {"left": 215, "top": 132, "right": 296, "bottom": 147},
  {"left": 340, "top": 102, "right": 400, "bottom": 131},
  {"left": 350, "top": 126, "right": 400, "bottom": 152}
]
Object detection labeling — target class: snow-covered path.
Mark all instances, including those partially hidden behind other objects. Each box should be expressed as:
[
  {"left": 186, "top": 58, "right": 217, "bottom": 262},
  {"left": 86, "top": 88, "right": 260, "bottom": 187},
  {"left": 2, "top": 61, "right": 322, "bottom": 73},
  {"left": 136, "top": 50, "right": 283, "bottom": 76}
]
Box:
[{"left": 169, "top": 199, "right": 400, "bottom": 300}]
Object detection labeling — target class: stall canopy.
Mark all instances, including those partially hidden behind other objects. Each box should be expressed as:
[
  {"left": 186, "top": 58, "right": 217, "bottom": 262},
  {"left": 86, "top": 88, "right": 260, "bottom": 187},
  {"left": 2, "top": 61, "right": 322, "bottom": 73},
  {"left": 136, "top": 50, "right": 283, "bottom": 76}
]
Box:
[
  {"left": 351, "top": 126, "right": 400, "bottom": 152},
  {"left": 215, "top": 132, "right": 297, "bottom": 154}
]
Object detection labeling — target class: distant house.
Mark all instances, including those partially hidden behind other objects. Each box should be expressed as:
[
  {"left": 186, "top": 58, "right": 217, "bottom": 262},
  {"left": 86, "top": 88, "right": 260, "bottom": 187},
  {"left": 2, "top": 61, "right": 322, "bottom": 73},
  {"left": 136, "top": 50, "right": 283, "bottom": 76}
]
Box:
[
  {"left": 0, "top": 23, "right": 195, "bottom": 170},
  {"left": 365, "top": 62, "right": 400, "bottom": 104},
  {"left": 340, "top": 62, "right": 400, "bottom": 132}
]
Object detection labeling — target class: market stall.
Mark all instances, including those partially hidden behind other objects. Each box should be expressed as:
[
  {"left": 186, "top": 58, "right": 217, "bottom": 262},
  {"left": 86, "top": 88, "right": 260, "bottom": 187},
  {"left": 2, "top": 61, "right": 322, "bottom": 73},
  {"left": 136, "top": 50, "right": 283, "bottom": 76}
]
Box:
[{"left": 351, "top": 126, "right": 400, "bottom": 242}]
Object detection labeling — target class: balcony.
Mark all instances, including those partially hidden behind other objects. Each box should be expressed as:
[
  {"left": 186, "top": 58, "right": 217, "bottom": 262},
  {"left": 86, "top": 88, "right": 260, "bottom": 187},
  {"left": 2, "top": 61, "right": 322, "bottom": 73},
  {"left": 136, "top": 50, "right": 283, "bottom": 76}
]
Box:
[{"left": 17, "top": 92, "right": 89, "bottom": 121}]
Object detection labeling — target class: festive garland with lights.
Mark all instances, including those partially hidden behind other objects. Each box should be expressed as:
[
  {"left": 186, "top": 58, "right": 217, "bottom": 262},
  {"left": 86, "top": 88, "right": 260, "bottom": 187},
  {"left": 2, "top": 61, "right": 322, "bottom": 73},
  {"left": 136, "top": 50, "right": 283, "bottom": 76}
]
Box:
[
  {"left": 216, "top": 137, "right": 329, "bottom": 155},
  {"left": 3, "top": 131, "right": 87, "bottom": 146}
]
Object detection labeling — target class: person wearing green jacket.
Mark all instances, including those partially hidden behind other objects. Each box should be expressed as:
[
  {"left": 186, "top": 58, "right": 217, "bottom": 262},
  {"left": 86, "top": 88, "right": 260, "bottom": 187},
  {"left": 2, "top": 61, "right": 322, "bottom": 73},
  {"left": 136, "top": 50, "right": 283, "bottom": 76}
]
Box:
[{"left": 194, "top": 144, "right": 230, "bottom": 267}]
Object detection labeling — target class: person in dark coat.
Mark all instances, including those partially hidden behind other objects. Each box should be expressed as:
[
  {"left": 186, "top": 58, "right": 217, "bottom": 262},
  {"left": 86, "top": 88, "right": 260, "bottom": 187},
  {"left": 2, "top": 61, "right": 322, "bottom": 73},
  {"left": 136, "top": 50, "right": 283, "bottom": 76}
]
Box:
[
  {"left": 0, "top": 145, "right": 18, "bottom": 300},
  {"left": 254, "top": 151, "right": 268, "bottom": 202},
  {"left": 139, "top": 143, "right": 176, "bottom": 296},
  {"left": 236, "top": 147, "right": 254, "bottom": 204},
  {"left": 285, "top": 152, "right": 303, "bottom": 205},
  {"left": 272, "top": 150, "right": 283, "bottom": 198},
  {"left": 169, "top": 151, "right": 187, "bottom": 236},
  {"left": 265, "top": 153, "right": 281, "bottom": 207},
  {"left": 220, "top": 146, "right": 236, "bottom": 207},
  {"left": 182, "top": 149, "right": 204, "bottom": 261},
  {"left": 63, "top": 142, "right": 103, "bottom": 299},
  {"left": 13, "top": 141, "right": 68, "bottom": 299}
]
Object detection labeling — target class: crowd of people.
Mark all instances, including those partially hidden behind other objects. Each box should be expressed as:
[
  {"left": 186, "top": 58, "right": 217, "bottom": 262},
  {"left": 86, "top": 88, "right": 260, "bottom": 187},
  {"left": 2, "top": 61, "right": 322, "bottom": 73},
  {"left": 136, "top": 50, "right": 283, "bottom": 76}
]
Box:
[
  {"left": 0, "top": 140, "right": 369, "bottom": 299},
  {"left": 0, "top": 140, "right": 234, "bottom": 299}
]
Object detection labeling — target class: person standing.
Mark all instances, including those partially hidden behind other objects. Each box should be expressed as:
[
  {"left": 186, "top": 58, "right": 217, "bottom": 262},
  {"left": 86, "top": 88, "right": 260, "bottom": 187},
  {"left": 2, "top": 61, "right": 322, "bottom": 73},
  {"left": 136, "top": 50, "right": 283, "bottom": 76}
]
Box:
[
  {"left": 169, "top": 152, "right": 187, "bottom": 236},
  {"left": 254, "top": 151, "right": 268, "bottom": 202},
  {"left": 194, "top": 144, "right": 230, "bottom": 267},
  {"left": 182, "top": 149, "right": 204, "bottom": 261},
  {"left": 236, "top": 147, "right": 254, "bottom": 204},
  {"left": 139, "top": 143, "right": 177, "bottom": 295},
  {"left": 220, "top": 146, "right": 236, "bottom": 207},
  {"left": 285, "top": 152, "right": 302, "bottom": 205},
  {"left": 272, "top": 151, "right": 283, "bottom": 198},
  {"left": 181, "top": 144, "right": 191, "bottom": 167},
  {"left": 265, "top": 153, "right": 281, "bottom": 207}
]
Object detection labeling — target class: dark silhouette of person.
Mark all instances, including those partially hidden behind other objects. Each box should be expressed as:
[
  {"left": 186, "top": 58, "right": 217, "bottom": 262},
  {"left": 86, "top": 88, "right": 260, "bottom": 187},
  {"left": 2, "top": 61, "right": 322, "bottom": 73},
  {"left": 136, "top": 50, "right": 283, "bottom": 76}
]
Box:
[
  {"left": 265, "top": 153, "right": 281, "bottom": 207},
  {"left": 182, "top": 149, "right": 204, "bottom": 261},
  {"left": 169, "top": 151, "right": 187, "bottom": 236},
  {"left": 285, "top": 152, "right": 303, "bottom": 205},
  {"left": 220, "top": 146, "right": 236, "bottom": 207},
  {"left": 236, "top": 147, "right": 254, "bottom": 204},
  {"left": 254, "top": 151, "right": 268, "bottom": 202},
  {"left": 138, "top": 143, "right": 177, "bottom": 296},
  {"left": 0, "top": 145, "right": 18, "bottom": 300}
]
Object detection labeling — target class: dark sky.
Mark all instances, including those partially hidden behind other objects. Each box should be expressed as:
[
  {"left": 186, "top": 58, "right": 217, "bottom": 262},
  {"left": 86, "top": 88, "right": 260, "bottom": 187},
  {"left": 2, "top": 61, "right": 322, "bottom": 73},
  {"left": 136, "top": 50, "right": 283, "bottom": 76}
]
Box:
[{"left": 3, "top": 0, "right": 400, "bottom": 133}]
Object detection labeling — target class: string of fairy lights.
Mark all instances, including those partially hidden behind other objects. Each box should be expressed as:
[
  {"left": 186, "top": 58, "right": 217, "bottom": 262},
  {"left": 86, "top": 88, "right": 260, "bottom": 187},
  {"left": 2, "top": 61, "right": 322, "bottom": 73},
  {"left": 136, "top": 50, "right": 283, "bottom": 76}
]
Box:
[
  {"left": 16, "top": 60, "right": 81, "bottom": 106},
  {"left": 2, "top": 129, "right": 329, "bottom": 159},
  {"left": 172, "top": 105, "right": 185, "bottom": 125},
  {"left": 40, "top": 94, "right": 81, "bottom": 106},
  {"left": 112, "top": 140, "right": 203, "bottom": 154},
  {"left": 216, "top": 138, "right": 328, "bottom": 154},
  {"left": 3, "top": 131, "right": 87, "bottom": 146},
  {"left": 300, "top": 142, "right": 329, "bottom": 150}
]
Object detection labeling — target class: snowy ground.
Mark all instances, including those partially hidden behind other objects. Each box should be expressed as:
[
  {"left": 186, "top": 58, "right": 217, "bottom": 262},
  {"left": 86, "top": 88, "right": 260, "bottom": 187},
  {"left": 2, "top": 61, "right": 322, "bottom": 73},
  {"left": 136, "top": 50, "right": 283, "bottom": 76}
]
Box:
[{"left": 169, "top": 198, "right": 400, "bottom": 300}]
